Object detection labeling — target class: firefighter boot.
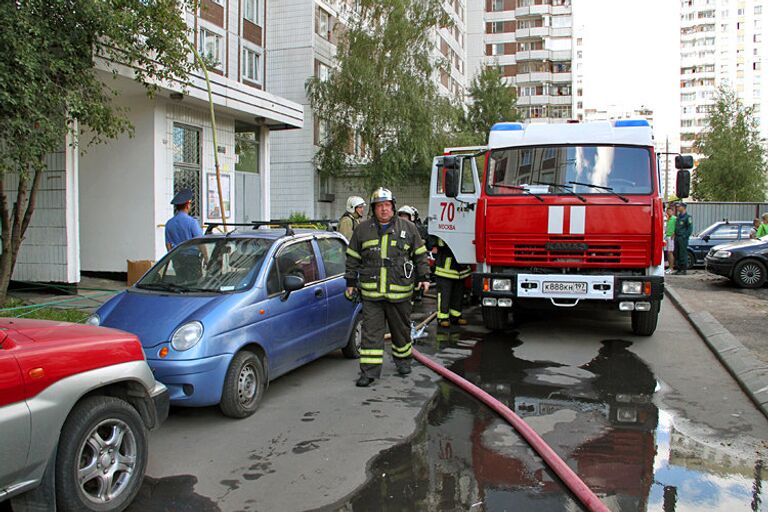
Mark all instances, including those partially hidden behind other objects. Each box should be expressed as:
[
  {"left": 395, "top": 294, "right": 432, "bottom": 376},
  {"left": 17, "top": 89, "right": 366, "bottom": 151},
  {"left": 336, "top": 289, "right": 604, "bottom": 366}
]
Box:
[
  {"left": 356, "top": 375, "right": 375, "bottom": 387},
  {"left": 396, "top": 363, "right": 412, "bottom": 376},
  {"left": 452, "top": 317, "right": 468, "bottom": 326},
  {"left": 439, "top": 319, "right": 451, "bottom": 328}
]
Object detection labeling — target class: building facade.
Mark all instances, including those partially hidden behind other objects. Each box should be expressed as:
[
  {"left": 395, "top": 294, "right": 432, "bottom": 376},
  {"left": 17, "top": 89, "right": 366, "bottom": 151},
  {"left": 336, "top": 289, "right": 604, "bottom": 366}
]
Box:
[
  {"left": 9, "top": 0, "right": 303, "bottom": 281},
  {"left": 680, "top": 0, "right": 767, "bottom": 156},
  {"left": 467, "top": 0, "right": 574, "bottom": 123}
]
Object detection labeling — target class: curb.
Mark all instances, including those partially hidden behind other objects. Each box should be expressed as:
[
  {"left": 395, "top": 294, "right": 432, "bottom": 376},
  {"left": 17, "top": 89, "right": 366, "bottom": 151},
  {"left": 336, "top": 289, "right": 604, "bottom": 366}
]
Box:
[{"left": 665, "top": 284, "right": 768, "bottom": 421}]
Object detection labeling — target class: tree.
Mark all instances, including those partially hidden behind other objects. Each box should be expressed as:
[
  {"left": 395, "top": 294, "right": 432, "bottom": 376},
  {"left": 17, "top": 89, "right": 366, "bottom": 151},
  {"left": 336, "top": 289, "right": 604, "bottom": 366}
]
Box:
[
  {"left": 692, "top": 86, "right": 767, "bottom": 202},
  {"left": 306, "top": 0, "right": 457, "bottom": 188},
  {"left": 0, "top": 0, "right": 194, "bottom": 303},
  {"left": 464, "top": 65, "right": 520, "bottom": 142}
]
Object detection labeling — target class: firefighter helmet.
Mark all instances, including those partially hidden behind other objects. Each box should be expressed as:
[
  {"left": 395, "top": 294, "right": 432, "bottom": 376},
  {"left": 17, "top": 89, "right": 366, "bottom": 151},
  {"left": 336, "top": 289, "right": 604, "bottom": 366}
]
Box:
[
  {"left": 345, "top": 196, "right": 366, "bottom": 214},
  {"left": 370, "top": 187, "right": 396, "bottom": 207},
  {"left": 398, "top": 205, "right": 416, "bottom": 222}
]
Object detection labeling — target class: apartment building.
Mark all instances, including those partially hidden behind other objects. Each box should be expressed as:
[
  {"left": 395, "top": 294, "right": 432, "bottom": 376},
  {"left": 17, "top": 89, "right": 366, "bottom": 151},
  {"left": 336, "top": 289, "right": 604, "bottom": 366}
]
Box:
[
  {"left": 680, "top": 0, "right": 767, "bottom": 156},
  {"left": 467, "top": 0, "right": 574, "bottom": 123},
  {"left": 8, "top": 0, "right": 303, "bottom": 282},
  {"left": 267, "top": 0, "right": 467, "bottom": 220}
]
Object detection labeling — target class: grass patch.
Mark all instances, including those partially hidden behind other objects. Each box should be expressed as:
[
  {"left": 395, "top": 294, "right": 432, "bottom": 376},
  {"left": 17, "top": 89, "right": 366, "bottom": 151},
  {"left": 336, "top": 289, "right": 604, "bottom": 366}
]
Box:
[{"left": 1, "top": 298, "right": 90, "bottom": 324}]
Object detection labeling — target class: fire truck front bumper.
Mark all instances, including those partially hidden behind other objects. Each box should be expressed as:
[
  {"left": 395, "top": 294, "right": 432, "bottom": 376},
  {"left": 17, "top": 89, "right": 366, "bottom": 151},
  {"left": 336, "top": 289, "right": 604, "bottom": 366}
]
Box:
[{"left": 473, "top": 273, "right": 664, "bottom": 309}]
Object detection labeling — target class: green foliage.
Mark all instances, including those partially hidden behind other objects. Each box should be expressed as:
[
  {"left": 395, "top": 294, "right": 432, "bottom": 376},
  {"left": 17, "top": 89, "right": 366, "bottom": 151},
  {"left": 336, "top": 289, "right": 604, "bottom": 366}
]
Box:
[
  {"left": 0, "top": 0, "right": 194, "bottom": 175},
  {"left": 287, "top": 211, "right": 311, "bottom": 223},
  {"left": 306, "top": 0, "right": 457, "bottom": 187},
  {"left": 464, "top": 65, "right": 520, "bottom": 142},
  {"left": 692, "top": 86, "right": 767, "bottom": 201}
]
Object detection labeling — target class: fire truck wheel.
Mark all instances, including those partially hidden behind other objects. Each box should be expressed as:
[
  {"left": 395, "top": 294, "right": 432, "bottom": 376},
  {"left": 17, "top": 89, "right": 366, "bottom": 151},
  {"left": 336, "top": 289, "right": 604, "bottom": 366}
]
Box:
[
  {"left": 631, "top": 300, "right": 660, "bottom": 336},
  {"left": 482, "top": 306, "right": 509, "bottom": 331}
]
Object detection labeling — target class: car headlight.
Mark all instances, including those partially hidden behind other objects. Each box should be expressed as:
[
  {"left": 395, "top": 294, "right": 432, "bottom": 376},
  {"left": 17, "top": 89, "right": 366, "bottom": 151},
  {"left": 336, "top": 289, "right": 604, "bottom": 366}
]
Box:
[
  {"left": 171, "top": 321, "right": 204, "bottom": 351},
  {"left": 85, "top": 314, "right": 100, "bottom": 326},
  {"left": 713, "top": 250, "right": 732, "bottom": 259},
  {"left": 492, "top": 278, "right": 511, "bottom": 291},
  {"left": 621, "top": 281, "right": 642, "bottom": 294}
]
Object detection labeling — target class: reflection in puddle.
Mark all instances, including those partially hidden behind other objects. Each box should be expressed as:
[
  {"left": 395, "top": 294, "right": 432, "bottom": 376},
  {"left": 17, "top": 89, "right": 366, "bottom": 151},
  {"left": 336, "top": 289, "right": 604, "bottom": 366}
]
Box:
[{"left": 334, "top": 335, "right": 765, "bottom": 511}]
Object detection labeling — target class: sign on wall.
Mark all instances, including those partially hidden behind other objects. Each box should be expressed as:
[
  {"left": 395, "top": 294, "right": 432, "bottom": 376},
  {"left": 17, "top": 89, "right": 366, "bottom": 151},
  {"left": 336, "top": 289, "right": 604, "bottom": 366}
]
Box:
[{"left": 207, "top": 173, "right": 232, "bottom": 220}]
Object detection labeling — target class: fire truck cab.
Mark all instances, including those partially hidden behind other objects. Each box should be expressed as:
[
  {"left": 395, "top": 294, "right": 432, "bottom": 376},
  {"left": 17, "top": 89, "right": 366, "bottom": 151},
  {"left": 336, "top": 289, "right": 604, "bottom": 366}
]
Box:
[{"left": 429, "top": 120, "right": 691, "bottom": 336}]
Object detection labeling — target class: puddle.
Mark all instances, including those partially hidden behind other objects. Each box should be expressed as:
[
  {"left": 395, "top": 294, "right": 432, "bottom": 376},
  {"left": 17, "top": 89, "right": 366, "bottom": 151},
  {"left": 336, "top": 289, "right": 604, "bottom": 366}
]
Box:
[
  {"left": 127, "top": 474, "right": 220, "bottom": 511},
  {"left": 329, "top": 335, "right": 766, "bottom": 511}
]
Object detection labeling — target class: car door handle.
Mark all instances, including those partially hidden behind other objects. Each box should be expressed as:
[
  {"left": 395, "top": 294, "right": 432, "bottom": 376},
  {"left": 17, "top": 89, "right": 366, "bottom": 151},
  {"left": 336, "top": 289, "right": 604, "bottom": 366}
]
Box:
[{"left": 315, "top": 288, "right": 323, "bottom": 298}]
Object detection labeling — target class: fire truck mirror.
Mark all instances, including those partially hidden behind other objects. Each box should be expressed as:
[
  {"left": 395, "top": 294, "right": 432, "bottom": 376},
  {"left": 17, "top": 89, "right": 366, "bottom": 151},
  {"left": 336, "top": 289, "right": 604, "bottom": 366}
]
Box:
[
  {"left": 676, "top": 169, "right": 691, "bottom": 199},
  {"left": 674, "top": 155, "right": 694, "bottom": 170},
  {"left": 445, "top": 167, "right": 460, "bottom": 198}
]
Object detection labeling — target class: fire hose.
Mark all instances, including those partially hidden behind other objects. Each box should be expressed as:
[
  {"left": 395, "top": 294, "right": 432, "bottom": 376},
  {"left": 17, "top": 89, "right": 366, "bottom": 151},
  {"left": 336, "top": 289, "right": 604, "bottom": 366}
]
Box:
[{"left": 392, "top": 311, "right": 610, "bottom": 512}]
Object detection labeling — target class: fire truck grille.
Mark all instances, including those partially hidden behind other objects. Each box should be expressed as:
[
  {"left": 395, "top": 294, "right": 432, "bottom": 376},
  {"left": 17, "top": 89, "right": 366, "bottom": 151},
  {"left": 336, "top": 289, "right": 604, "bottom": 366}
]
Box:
[{"left": 487, "top": 237, "right": 649, "bottom": 266}]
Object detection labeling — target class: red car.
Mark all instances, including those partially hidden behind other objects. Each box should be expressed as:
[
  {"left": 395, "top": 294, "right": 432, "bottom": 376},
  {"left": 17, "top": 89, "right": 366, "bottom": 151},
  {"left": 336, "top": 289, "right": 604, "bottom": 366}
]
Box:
[{"left": 0, "top": 318, "right": 169, "bottom": 512}]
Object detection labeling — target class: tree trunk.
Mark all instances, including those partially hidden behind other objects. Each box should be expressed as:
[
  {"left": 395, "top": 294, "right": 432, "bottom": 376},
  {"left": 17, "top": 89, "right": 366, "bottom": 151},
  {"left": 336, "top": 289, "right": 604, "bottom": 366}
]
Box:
[{"left": 0, "top": 167, "right": 43, "bottom": 305}]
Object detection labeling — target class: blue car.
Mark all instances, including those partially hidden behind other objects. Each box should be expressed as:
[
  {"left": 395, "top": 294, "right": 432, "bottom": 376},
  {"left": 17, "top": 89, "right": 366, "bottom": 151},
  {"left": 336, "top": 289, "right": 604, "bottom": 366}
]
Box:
[{"left": 88, "top": 228, "right": 362, "bottom": 418}]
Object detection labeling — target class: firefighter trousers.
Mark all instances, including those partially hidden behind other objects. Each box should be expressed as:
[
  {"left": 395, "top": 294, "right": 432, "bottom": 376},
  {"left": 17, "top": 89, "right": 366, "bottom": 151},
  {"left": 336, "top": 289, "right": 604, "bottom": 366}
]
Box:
[
  {"left": 436, "top": 276, "right": 464, "bottom": 321},
  {"left": 359, "top": 299, "right": 412, "bottom": 378}
]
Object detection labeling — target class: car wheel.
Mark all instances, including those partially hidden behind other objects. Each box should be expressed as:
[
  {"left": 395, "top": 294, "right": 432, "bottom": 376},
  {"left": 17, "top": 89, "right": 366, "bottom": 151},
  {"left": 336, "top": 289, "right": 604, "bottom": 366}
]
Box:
[
  {"left": 220, "top": 351, "right": 265, "bottom": 419},
  {"left": 733, "top": 259, "right": 767, "bottom": 288},
  {"left": 342, "top": 316, "right": 362, "bottom": 359},
  {"left": 687, "top": 249, "right": 697, "bottom": 268},
  {"left": 55, "top": 396, "right": 147, "bottom": 512},
  {"left": 482, "top": 306, "right": 509, "bottom": 331},
  {"left": 631, "top": 300, "right": 660, "bottom": 336}
]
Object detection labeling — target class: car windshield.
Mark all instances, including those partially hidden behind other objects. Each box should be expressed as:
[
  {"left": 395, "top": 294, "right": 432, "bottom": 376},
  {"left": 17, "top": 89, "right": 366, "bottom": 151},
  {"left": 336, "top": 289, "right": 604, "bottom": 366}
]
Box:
[
  {"left": 137, "top": 238, "right": 274, "bottom": 293},
  {"left": 486, "top": 145, "right": 653, "bottom": 196}
]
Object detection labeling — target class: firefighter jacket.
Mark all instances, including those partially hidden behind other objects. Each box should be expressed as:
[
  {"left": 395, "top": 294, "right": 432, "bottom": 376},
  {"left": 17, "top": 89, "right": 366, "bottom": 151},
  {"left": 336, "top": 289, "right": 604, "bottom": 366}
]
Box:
[
  {"left": 345, "top": 216, "right": 430, "bottom": 302},
  {"left": 433, "top": 238, "right": 471, "bottom": 280},
  {"left": 338, "top": 211, "right": 360, "bottom": 241}
]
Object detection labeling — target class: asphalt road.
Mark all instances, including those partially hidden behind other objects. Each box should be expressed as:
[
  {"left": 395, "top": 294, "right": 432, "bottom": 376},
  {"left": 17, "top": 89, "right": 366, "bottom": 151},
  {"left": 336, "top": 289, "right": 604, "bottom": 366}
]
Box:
[{"left": 120, "top": 297, "right": 768, "bottom": 512}]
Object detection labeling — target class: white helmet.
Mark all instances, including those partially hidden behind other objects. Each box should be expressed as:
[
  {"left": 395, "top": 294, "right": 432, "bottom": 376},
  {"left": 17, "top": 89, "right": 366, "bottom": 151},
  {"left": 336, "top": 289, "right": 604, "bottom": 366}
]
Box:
[
  {"left": 346, "top": 196, "right": 366, "bottom": 214},
  {"left": 398, "top": 205, "right": 416, "bottom": 222}
]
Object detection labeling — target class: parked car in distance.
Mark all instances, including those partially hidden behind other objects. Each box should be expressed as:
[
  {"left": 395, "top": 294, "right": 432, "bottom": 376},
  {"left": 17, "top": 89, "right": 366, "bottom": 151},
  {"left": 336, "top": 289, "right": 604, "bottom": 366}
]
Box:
[
  {"left": 687, "top": 220, "right": 754, "bottom": 267},
  {"left": 705, "top": 235, "right": 768, "bottom": 288},
  {"left": 89, "top": 228, "right": 362, "bottom": 419},
  {"left": 0, "top": 318, "right": 169, "bottom": 512}
]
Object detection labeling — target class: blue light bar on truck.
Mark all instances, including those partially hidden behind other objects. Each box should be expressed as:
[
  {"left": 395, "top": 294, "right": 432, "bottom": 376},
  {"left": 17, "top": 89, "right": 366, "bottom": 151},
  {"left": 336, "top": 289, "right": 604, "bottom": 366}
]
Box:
[
  {"left": 614, "top": 120, "right": 650, "bottom": 127},
  {"left": 491, "top": 122, "right": 524, "bottom": 131}
]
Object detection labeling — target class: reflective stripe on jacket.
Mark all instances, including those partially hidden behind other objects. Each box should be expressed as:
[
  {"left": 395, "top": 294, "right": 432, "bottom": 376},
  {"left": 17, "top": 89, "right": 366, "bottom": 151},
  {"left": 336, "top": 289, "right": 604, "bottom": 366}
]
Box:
[
  {"left": 433, "top": 238, "right": 471, "bottom": 280},
  {"left": 345, "top": 216, "right": 430, "bottom": 302}
]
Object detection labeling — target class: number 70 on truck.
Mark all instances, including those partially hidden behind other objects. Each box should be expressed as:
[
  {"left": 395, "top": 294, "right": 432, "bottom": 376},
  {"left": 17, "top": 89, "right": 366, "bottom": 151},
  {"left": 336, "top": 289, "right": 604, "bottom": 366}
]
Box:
[{"left": 428, "top": 120, "right": 693, "bottom": 336}]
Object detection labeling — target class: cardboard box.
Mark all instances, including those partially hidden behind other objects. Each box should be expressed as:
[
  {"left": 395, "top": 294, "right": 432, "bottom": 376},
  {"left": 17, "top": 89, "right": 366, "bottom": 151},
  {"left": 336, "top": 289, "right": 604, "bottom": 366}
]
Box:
[{"left": 127, "top": 260, "right": 154, "bottom": 286}]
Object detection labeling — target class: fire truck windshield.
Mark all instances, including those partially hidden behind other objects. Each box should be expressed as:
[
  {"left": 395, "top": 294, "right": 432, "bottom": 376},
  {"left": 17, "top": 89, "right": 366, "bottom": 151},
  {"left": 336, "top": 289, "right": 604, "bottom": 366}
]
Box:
[{"left": 486, "top": 145, "right": 653, "bottom": 197}]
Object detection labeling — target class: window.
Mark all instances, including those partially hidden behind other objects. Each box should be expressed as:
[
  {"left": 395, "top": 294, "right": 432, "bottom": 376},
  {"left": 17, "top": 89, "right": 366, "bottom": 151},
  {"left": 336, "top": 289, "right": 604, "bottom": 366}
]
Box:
[
  {"left": 316, "top": 8, "right": 331, "bottom": 40},
  {"left": 492, "top": 0, "right": 504, "bottom": 11},
  {"left": 235, "top": 131, "right": 260, "bottom": 173},
  {"left": 242, "top": 47, "right": 260, "bottom": 83},
  {"left": 492, "top": 43, "right": 505, "bottom": 56},
  {"left": 317, "top": 238, "right": 346, "bottom": 277},
  {"left": 173, "top": 124, "right": 202, "bottom": 218},
  {"left": 709, "top": 224, "right": 740, "bottom": 240},
  {"left": 756, "top": 5, "right": 763, "bottom": 14},
  {"left": 244, "top": 0, "right": 259, "bottom": 24},
  {"left": 461, "top": 158, "right": 476, "bottom": 194},
  {"left": 490, "top": 21, "right": 504, "bottom": 33},
  {"left": 199, "top": 28, "right": 223, "bottom": 69},
  {"left": 316, "top": 60, "right": 330, "bottom": 81},
  {"left": 274, "top": 241, "right": 319, "bottom": 289}
]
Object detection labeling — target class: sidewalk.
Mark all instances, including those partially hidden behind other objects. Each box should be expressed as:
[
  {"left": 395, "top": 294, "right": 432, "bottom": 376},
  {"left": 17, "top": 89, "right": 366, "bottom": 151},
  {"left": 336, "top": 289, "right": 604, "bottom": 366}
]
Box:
[{"left": 665, "top": 269, "right": 768, "bottom": 418}]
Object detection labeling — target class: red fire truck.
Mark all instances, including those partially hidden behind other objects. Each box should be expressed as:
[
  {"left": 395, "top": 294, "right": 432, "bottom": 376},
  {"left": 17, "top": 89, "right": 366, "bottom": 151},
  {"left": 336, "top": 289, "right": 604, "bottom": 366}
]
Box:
[{"left": 429, "top": 120, "right": 692, "bottom": 336}]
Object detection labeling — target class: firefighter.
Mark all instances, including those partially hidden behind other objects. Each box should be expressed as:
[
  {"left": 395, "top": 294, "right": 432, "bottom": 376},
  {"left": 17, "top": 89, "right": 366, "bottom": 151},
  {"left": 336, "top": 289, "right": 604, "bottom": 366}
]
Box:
[
  {"left": 338, "top": 196, "right": 366, "bottom": 241},
  {"left": 433, "top": 238, "right": 471, "bottom": 327},
  {"left": 673, "top": 202, "right": 694, "bottom": 275},
  {"left": 345, "top": 188, "right": 431, "bottom": 387}
]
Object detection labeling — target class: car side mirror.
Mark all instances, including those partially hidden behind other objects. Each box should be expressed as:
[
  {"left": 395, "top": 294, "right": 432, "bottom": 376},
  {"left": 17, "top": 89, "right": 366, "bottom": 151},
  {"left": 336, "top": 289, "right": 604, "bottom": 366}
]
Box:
[
  {"left": 281, "top": 274, "right": 305, "bottom": 300},
  {"left": 442, "top": 156, "right": 460, "bottom": 198},
  {"left": 675, "top": 155, "right": 694, "bottom": 170},
  {"left": 702, "top": 235, "right": 710, "bottom": 242}
]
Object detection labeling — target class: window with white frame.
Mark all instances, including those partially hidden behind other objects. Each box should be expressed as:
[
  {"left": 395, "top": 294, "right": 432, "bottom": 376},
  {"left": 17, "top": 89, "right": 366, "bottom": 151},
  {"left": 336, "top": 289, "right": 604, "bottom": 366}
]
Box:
[
  {"left": 199, "top": 28, "right": 223, "bottom": 69},
  {"left": 242, "top": 47, "right": 261, "bottom": 83},
  {"left": 316, "top": 8, "right": 331, "bottom": 39},
  {"left": 244, "top": 0, "right": 260, "bottom": 24},
  {"left": 317, "top": 60, "right": 330, "bottom": 82}
]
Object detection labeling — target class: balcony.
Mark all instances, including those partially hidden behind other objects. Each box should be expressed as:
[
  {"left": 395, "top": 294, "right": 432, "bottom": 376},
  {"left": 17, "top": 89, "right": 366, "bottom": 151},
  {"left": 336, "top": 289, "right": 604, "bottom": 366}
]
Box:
[
  {"left": 516, "top": 27, "right": 550, "bottom": 39},
  {"left": 550, "top": 50, "right": 572, "bottom": 61},
  {"left": 515, "top": 5, "right": 551, "bottom": 18},
  {"left": 516, "top": 95, "right": 550, "bottom": 106},
  {"left": 551, "top": 26, "right": 572, "bottom": 38},
  {"left": 551, "top": 71, "right": 572, "bottom": 82},
  {"left": 515, "top": 72, "right": 552, "bottom": 84},
  {"left": 516, "top": 49, "right": 551, "bottom": 61}
]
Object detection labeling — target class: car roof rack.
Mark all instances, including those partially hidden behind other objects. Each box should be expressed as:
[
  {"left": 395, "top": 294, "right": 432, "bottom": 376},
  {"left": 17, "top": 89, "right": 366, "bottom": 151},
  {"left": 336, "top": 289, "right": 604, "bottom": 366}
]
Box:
[{"left": 205, "top": 220, "right": 334, "bottom": 236}]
